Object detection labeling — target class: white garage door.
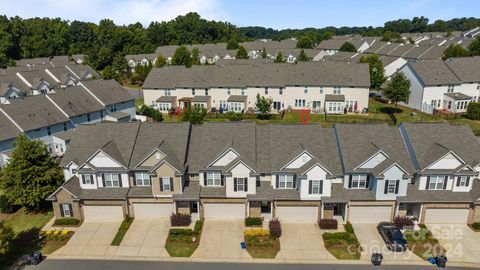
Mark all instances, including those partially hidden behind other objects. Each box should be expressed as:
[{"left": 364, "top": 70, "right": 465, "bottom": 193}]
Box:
[
  {"left": 276, "top": 206, "right": 318, "bottom": 222},
  {"left": 425, "top": 208, "right": 469, "bottom": 224},
  {"left": 83, "top": 205, "right": 123, "bottom": 221},
  {"left": 204, "top": 203, "right": 245, "bottom": 219},
  {"left": 133, "top": 203, "right": 173, "bottom": 218},
  {"left": 349, "top": 206, "right": 392, "bottom": 224}
]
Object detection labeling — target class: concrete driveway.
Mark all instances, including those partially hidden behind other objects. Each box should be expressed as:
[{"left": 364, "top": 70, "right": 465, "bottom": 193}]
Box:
[
  {"left": 193, "top": 220, "right": 249, "bottom": 259},
  {"left": 114, "top": 218, "right": 170, "bottom": 257},
  {"left": 277, "top": 222, "right": 334, "bottom": 261},
  {"left": 427, "top": 224, "right": 480, "bottom": 263},
  {"left": 353, "top": 224, "right": 421, "bottom": 262},
  {"left": 55, "top": 221, "right": 120, "bottom": 256}
]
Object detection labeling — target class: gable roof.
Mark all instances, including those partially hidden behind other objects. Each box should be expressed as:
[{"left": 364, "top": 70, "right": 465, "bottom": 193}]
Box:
[
  {"left": 17, "top": 69, "right": 57, "bottom": 88},
  {"left": 407, "top": 60, "right": 462, "bottom": 86},
  {"left": 0, "top": 75, "right": 30, "bottom": 96},
  {"left": 47, "top": 86, "right": 105, "bottom": 117},
  {"left": 0, "top": 111, "right": 22, "bottom": 141},
  {"left": 80, "top": 79, "right": 134, "bottom": 106},
  {"left": 445, "top": 56, "right": 480, "bottom": 83}
]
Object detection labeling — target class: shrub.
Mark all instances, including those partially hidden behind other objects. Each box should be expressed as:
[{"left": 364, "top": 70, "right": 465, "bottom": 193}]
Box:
[
  {"left": 227, "top": 111, "right": 243, "bottom": 121},
  {"left": 170, "top": 213, "right": 192, "bottom": 227},
  {"left": 194, "top": 220, "right": 203, "bottom": 234},
  {"left": 53, "top": 218, "right": 80, "bottom": 226},
  {"left": 344, "top": 222, "right": 354, "bottom": 234},
  {"left": 0, "top": 195, "right": 15, "bottom": 214},
  {"left": 169, "top": 228, "right": 193, "bottom": 236},
  {"left": 245, "top": 217, "right": 262, "bottom": 227},
  {"left": 393, "top": 216, "right": 414, "bottom": 229},
  {"left": 244, "top": 228, "right": 270, "bottom": 237},
  {"left": 269, "top": 219, "right": 281, "bottom": 238},
  {"left": 319, "top": 219, "right": 338, "bottom": 230},
  {"left": 467, "top": 102, "right": 480, "bottom": 120}
]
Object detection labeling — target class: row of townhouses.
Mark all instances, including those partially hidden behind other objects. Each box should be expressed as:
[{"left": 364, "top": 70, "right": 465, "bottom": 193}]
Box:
[
  {"left": 0, "top": 79, "right": 135, "bottom": 166},
  {"left": 47, "top": 121, "right": 480, "bottom": 225},
  {"left": 142, "top": 61, "right": 371, "bottom": 114}
]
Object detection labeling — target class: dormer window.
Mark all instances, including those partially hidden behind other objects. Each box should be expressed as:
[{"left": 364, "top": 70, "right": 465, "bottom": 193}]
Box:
[
  {"left": 81, "top": 174, "right": 94, "bottom": 185},
  {"left": 278, "top": 175, "right": 294, "bottom": 189},
  {"left": 427, "top": 175, "right": 446, "bottom": 190},
  {"left": 350, "top": 174, "right": 368, "bottom": 189},
  {"left": 155, "top": 152, "right": 161, "bottom": 160},
  {"left": 135, "top": 172, "right": 151, "bottom": 186},
  {"left": 456, "top": 176, "right": 470, "bottom": 187},
  {"left": 104, "top": 173, "right": 121, "bottom": 187},
  {"left": 206, "top": 172, "right": 221, "bottom": 186}
]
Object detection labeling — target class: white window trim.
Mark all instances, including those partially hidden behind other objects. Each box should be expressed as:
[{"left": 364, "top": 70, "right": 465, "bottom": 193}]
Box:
[
  {"left": 84, "top": 174, "right": 94, "bottom": 185},
  {"left": 104, "top": 173, "right": 120, "bottom": 188},
  {"left": 428, "top": 175, "right": 445, "bottom": 190},
  {"left": 206, "top": 172, "right": 221, "bottom": 186},
  {"left": 386, "top": 179, "right": 397, "bottom": 194},
  {"left": 311, "top": 180, "right": 321, "bottom": 194},
  {"left": 279, "top": 175, "right": 293, "bottom": 189},
  {"left": 62, "top": 204, "right": 71, "bottom": 217},
  {"left": 162, "top": 177, "right": 171, "bottom": 191},
  {"left": 351, "top": 174, "right": 367, "bottom": 189},
  {"left": 236, "top": 177, "right": 246, "bottom": 191},
  {"left": 458, "top": 176, "right": 468, "bottom": 187},
  {"left": 135, "top": 172, "right": 151, "bottom": 186}
]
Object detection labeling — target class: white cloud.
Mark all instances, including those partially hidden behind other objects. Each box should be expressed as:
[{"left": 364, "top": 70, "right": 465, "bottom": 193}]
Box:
[{"left": 1, "top": 0, "right": 226, "bottom": 26}]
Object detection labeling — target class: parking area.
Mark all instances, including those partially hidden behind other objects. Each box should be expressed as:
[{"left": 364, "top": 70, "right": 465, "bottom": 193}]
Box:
[
  {"left": 427, "top": 224, "right": 480, "bottom": 263},
  {"left": 54, "top": 221, "right": 120, "bottom": 256},
  {"left": 276, "top": 222, "right": 334, "bottom": 261},
  {"left": 114, "top": 218, "right": 170, "bottom": 257},
  {"left": 192, "top": 220, "right": 249, "bottom": 259},
  {"left": 353, "top": 224, "right": 421, "bottom": 262}
]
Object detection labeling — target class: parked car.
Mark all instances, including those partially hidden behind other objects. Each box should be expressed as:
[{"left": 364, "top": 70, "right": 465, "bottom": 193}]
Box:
[{"left": 377, "top": 222, "right": 407, "bottom": 252}]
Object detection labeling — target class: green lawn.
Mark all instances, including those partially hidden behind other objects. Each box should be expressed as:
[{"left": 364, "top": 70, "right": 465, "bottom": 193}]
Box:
[
  {"left": 405, "top": 227, "right": 446, "bottom": 260},
  {"left": 165, "top": 221, "right": 203, "bottom": 257},
  {"left": 134, "top": 97, "right": 144, "bottom": 107},
  {"left": 322, "top": 228, "right": 362, "bottom": 260},
  {"left": 111, "top": 218, "right": 134, "bottom": 246},
  {"left": 2, "top": 208, "right": 53, "bottom": 235},
  {"left": 244, "top": 235, "right": 280, "bottom": 258}
]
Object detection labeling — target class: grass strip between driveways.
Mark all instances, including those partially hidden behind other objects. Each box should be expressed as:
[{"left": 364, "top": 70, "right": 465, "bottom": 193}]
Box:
[
  {"left": 404, "top": 226, "right": 446, "bottom": 260},
  {"left": 245, "top": 235, "right": 280, "bottom": 258},
  {"left": 111, "top": 217, "right": 134, "bottom": 246},
  {"left": 165, "top": 220, "right": 203, "bottom": 257},
  {"left": 322, "top": 223, "right": 361, "bottom": 260}
]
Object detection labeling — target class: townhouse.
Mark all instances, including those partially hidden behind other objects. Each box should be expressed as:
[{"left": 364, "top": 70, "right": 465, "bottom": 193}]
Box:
[
  {"left": 0, "top": 79, "right": 135, "bottom": 165},
  {"left": 143, "top": 61, "right": 371, "bottom": 114},
  {"left": 399, "top": 57, "right": 480, "bottom": 114},
  {"left": 47, "top": 122, "right": 480, "bottom": 225}
]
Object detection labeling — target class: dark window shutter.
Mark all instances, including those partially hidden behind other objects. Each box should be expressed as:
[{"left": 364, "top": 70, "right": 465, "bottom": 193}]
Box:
[
  {"left": 68, "top": 204, "right": 73, "bottom": 217},
  {"left": 395, "top": 180, "right": 400, "bottom": 194},
  {"left": 348, "top": 175, "right": 352, "bottom": 188},
  {"left": 245, "top": 177, "right": 248, "bottom": 192},
  {"left": 234, "top": 177, "right": 238, "bottom": 192},
  {"left": 293, "top": 175, "right": 297, "bottom": 189},
  {"left": 81, "top": 175, "right": 86, "bottom": 184},
  {"left": 59, "top": 204, "right": 65, "bottom": 217},
  {"left": 308, "top": 180, "right": 312, "bottom": 194},
  {"left": 203, "top": 172, "right": 207, "bottom": 186},
  {"left": 160, "top": 178, "right": 164, "bottom": 191},
  {"left": 466, "top": 177, "right": 470, "bottom": 187},
  {"left": 320, "top": 180, "right": 323, "bottom": 194},
  {"left": 275, "top": 175, "right": 279, "bottom": 188},
  {"left": 384, "top": 180, "right": 389, "bottom": 194},
  {"left": 118, "top": 174, "right": 122, "bottom": 187},
  {"left": 443, "top": 176, "right": 448, "bottom": 189},
  {"left": 102, "top": 174, "right": 106, "bottom": 187},
  {"left": 221, "top": 174, "right": 224, "bottom": 186},
  {"left": 456, "top": 177, "right": 460, "bottom": 187},
  {"left": 425, "top": 176, "right": 430, "bottom": 190},
  {"left": 366, "top": 175, "right": 370, "bottom": 189},
  {"left": 256, "top": 177, "right": 260, "bottom": 187},
  {"left": 170, "top": 177, "right": 174, "bottom": 191}
]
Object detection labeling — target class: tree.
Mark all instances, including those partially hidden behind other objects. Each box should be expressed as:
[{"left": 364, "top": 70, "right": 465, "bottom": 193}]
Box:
[
  {"left": 468, "top": 36, "right": 480, "bottom": 56},
  {"left": 274, "top": 52, "right": 284, "bottom": 63},
  {"left": 0, "top": 134, "right": 63, "bottom": 210},
  {"left": 261, "top": 47, "right": 267, "bottom": 58},
  {"left": 182, "top": 106, "right": 207, "bottom": 124},
  {"left": 442, "top": 44, "right": 470, "bottom": 60},
  {"left": 191, "top": 47, "right": 200, "bottom": 65},
  {"left": 339, "top": 41, "right": 357, "bottom": 52},
  {"left": 137, "top": 104, "right": 163, "bottom": 122},
  {"left": 384, "top": 73, "right": 411, "bottom": 114},
  {"left": 255, "top": 93, "right": 273, "bottom": 119},
  {"left": 154, "top": 54, "right": 167, "bottom": 68},
  {"left": 407, "top": 37, "right": 415, "bottom": 44},
  {"left": 296, "top": 36, "right": 314, "bottom": 49},
  {"left": 359, "top": 54, "right": 385, "bottom": 89},
  {"left": 0, "top": 222, "right": 14, "bottom": 256},
  {"left": 172, "top": 45, "right": 192, "bottom": 67},
  {"left": 101, "top": 65, "right": 116, "bottom": 80},
  {"left": 236, "top": 45, "right": 248, "bottom": 59},
  {"left": 467, "top": 102, "right": 480, "bottom": 120},
  {"left": 297, "top": 49, "right": 309, "bottom": 61},
  {"left": 381, "top": 31, "right": 401, "bottom": 42},
  {"left": 226, "top": 39, "right": 239, "bottom": 50}
]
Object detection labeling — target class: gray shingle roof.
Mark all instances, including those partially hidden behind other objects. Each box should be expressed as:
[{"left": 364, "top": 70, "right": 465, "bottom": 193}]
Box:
[
  {"left": 56, "top": 176, "right": 129, "bottom": 200},
  {"left": 0, "top": 75, "right": 30, "bottom": 95},
  {"left": 407, "top": 60, "right": 462, "bottom": 86},
  {"left": 47, "top": 86, "right": 104, "bottom": 117},
  {"left": 401, "top": 122, "right": 480, "bottom": 170},
  {"left": 227, "top": 95, "right": 247, "bottom": 102},
  {"left": 247, "top": 181, "right": 300, "bottom": 200},
  {"left": 335, "top": 124, "right": 415, "bottom": 175},
  {"left": 17, "top": 69, "right": 57, "bottom": 88},
  {"left": 445, "top": 56, "right": 480, "bottom": 83},
  {"left": 0, "top": 95, "right": 69, "bottom": 132},
  {"left": 80, "top": 79, "right": 134, "bottom": 106},
  {"left": 444, "top": 92, "right": 472, "bottom": 100},
  {"left": 325, "top": 94, "right": 345, "bottom": 102},
  {"left": 398, "top": 180, "right": 480, "bottom": 203},
  {"left": 323, "top": 183, "right": 376, "bottom": 202},
  {"left": 191, "top": 95, "right": 210, "bottom": 103},
  {"left": 0, "top": 111, "right": 22, "bottom": 141},
  {"left": 156, "top": 96, "right": 177, "bottom": 103},
  {"left": 46, "top": 67, "right": 77, "bottom": 83}
]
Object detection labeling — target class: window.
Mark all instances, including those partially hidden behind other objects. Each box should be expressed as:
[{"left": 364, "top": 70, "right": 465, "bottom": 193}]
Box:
[
  {"left": 304, "top": 86, "right": 308, "bottom": 94},
  {"left": 135, "top": 172, "right": 151, "bottom": 186},
  {"left": 192, "top": 88, "right": 196, "bottom": 95},
  {"left": 236, "top": 177, "right": 246, "bottom": 191},
  {"left": 319, "top": 86, "right": 324, "bottom": 94},
  {"left": 477, "top": 83, "right": 480, "bottom": 90},
  {"left": 162, "top": 177, "right": 171, "bottom": 191},
  {"left": 265, "top": 87, "right": 268, "bottom": 95},
  {"left": 111, "top": 104, "right": 117, "bottom": 112},
  {"left": 279, "top": 88, "right": 283, "bottom": 95},
  {"left": 63, "top": 122, "right": 68, "bottom": 131},
  {"left": 310, "top": 180, "right": 322, "bottom": 194},
  {"left": 428, "top": 175, "right": 445, "bottom": 190},
  {"left": 333, "top": 86, "right": 342, "bottom": 94},
  {"left": 227, "top": 88, "right": 231, "bottom": 95},
  {"left": 47, "top": 126, "right": 52, "bottom": 135},
  {"left": 62, "top": 204, "right": 71, "bottom": 217},
  {"left": 312, "top": 101, "right": 321, "bottom": 109},
  {"left": 205, "top": 88, "right": 209, "bottom": 96},
  {"left": 295, "top": 99, "right": 306, "bottom": 107},
  {"left": 165, "top": 89, "right": 171, "bottom": 96},
  {"left": 385, "top": 180, "right": 397, "bottom": 194},
  {"left": 206, "top": 172, "right": 221, "bottom": 186},
  {"left": 241, "top": 88, "right": 245, "bottom": 95},
  {"left": 456, "top": 176, "right": 469, "bottom": 187},
  {"left": 351, "top": 174, "right": 368, "bottom": 189},
  {"left": 278, "top": 174, "right": 294, "bottom": 189},
  {"left": 104, "top": 174, "right": 120, "bottom": 187},
  {"left": 100, "top": 111, "right": 104, "bottom": 119},
  {"left": 87, "top": 113, "right": 91, "bottom": 122},
  {"left": 447, "top": 85, "right": 454, "bottom": 93},
  {"left": 82, "top": 174, "right": 94, "bottom": 185}
]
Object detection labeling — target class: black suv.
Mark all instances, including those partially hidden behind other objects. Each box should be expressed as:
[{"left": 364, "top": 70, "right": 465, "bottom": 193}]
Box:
[{"left": 377, "top": 222, "right": 408, "bottom": 252}]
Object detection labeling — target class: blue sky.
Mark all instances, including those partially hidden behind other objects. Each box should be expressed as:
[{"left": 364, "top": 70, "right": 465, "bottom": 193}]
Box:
[{"left": 0, "top": 0, "right": 478, "bottom": 29}]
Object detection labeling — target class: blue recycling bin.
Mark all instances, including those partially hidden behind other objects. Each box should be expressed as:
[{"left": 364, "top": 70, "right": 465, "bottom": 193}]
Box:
[
  {"left": 427, "top": 257, "right": 437, "bottom": 265},
  {"left": 240, "top": 242, "right": 246, "bottom": 249}
]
